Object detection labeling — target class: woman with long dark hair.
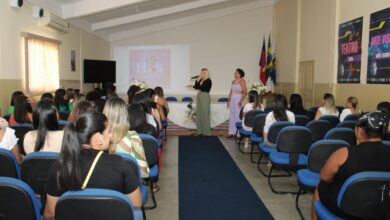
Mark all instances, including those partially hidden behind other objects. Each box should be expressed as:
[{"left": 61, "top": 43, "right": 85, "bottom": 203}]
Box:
[
  {"left": 289, "top": 93, "right": 307, "bottom": 115},
  {"left": 132, "top": 92, "right": 161, "bottom": 131},
  {"left": 263, "top": 94, "right": 295, "bottom": 145},
  {"left": 127, "top": 85, "right": 141, "bottom": 105},
  {"left": 44, "top": 112, "right": 142, "bottom": 219},
  {"left": 8, "top": 91, "right": 23, "bottom": 115},
  {"left": 9, "top": 95, "right": 33, "bottom": 126},
  {"left": 128, "top": 103, "right": 157, "bottom": 137},
  {"left": 54, "top": 89, "right": 70, "bottom": 113},
  {"left": 23, "top": 99, "right": 63, "bottom": 154}
]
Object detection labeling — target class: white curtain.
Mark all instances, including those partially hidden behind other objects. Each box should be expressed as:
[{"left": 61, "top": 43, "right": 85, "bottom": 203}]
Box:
[{"left": 27, "top": 38, "right": 59, "bottom": 94}]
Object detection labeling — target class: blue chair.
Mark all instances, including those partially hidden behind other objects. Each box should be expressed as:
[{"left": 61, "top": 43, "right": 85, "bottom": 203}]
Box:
[
  {"left": 0, "top": 148, "right": 20, "bottom": 178},
  {"left": 0, "top": 177, "right": 42, "bottom": 220},
  {"left": 218, "top": 97, "right": 229, "bottom": 102},
  {"left": 138, "top": 134, "right": 159, "bottom": 210},
  {"left": 21, "top": 152, "right": 59, "bottom": 211},
  {"left": 181, "top": 97, "right": 193, "bottom": 102},
  {"left": 237, "top": 110, "right": 264, "bottom": 153},
  {"left": 324, "top": 127, "right": 356, "bottom": 146},
  {"left": 343, "top": 113, "right": 361, "bottom": 122},
  {"left": 295, "top": 140, "right": 349, "bottom": 219},
  {"left": 55, "top": 188, "right": 138, "bottom": 220},
  {"left": 319, "top": 115, "right": 340, "bottom": 128},
  {"left": 268, "top": 126, "right": 312, "bottom": 194},
  {"left": 336, "top": 120, "right": 356, "bottom": 130},
  {"left": 234, "top": 107, "right": 245, "bottom": 143},
  {"left": 257, "top": 121, "right": 294, "bottom": 177},
  {"left": 315, "top": 172, "right": 390, "bottom": 219},
  {"left": 383, "top": 141, "right": 390, "bottom": 146},
  {"left": 250, "top": 114, "right": 266, "bottom": 163},
  {"left": 306, "top": 120, "right": 332, "bottom": 143},
  {"left": 166, "top": 96, "right": 178, "bottom": 102},
  {"left": 295, "top": 115, "right": 310, "bottom": 126}
]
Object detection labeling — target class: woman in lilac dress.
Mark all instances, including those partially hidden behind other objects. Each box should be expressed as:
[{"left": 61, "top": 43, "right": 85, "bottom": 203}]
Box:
[{"left": 228, "top": 69, "right": 247, "bottom": 136}]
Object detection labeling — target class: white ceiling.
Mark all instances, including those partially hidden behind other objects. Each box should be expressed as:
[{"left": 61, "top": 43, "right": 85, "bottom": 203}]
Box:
[{"left": 27, "top": 0, "right": 275, "bottom": 41}]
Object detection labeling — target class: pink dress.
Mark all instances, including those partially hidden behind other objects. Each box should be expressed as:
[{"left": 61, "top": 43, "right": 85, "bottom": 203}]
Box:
[{"left": 228, "top": 82, "right": 243, "bottom": 135}]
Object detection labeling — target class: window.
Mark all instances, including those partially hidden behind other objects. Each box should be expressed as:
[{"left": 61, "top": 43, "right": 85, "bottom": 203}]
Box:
[{"left": 23, "top": 33, "right": 60, "bottom": 94}]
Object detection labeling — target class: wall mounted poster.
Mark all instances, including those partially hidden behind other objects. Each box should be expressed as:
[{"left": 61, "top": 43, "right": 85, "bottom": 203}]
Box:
[
  {"left": 367, "top": 7, "right": 390, "bottom": 84},
  {"left": 337, "top": 17, "right": 363, "bottom": 83}
]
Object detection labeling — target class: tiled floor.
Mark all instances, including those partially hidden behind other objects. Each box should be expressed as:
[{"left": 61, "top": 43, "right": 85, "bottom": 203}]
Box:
[{"left": 145, "top": 136, "right": 312, "bottom": 220}]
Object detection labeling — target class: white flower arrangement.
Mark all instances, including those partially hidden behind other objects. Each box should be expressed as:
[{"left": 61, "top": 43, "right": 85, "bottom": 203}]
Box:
[
  {"left": 250, "top": 82, "right": 267, "bottom": 95},
  {"left": 186, "top": 102, "right": 196, "bottom": 123},
  {"left": 130, "top": 80, "right": 148, "bottom": 91}
]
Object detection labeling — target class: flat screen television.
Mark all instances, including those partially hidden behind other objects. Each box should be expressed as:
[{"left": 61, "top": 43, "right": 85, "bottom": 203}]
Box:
[{"left": 83, "top": 59, "right": 116, "bottom": 83}]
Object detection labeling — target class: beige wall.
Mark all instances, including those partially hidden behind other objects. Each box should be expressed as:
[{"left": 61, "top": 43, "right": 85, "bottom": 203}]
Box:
[
  {"left": 274, "top": 0, "right": 390, "bottom": 110},
  {"left": 0, "top": 1, "right": 110, "bottom": 113},
  {"left": 111, "top": 1, "right": 274, "bottom": 95}
]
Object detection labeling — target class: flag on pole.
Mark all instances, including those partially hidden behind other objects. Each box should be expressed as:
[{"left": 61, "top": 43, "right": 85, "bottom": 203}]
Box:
[
  {"left": 266, "top": 35, "right": 273, "bottom": 81},
  {"left": 259, "top": 38, "right": 267, "bottom": 85}
]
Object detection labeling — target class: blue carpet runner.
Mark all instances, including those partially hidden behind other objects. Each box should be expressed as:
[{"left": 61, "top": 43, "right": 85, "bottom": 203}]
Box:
[{"left": 179, "top": 136, "right": 274, "bottom": 220}]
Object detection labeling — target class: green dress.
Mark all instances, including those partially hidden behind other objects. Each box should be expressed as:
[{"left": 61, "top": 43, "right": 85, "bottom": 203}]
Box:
[{"left": 193, "top": 78, "right": 212, "bottom": 136}]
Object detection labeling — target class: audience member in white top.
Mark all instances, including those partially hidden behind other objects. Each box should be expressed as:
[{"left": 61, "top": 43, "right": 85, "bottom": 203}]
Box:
[
  {"left": 339, "top": 97, "right": 361, "bottom": 122},
  {"left": 23, "top": 99, "right": 64, "bottom": 154},
  {"left": 0, "top": 117, "right": 21, "bottom": 164},
  {"left": 241, "top": 90, "right": 264, "bottom": 149},
  {"left": 263, "top": 94, "right": 295, "bottom": 146},
  {"left": 315, "top": 93, "right": 339, "bottom": 120}
]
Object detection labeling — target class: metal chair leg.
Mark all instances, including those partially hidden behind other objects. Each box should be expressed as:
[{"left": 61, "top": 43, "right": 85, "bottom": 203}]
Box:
[
  {"left": 144, "top": 183, "right": 157, "bottom": 210},
  {"left": 267, "top": 165, "right": 298, "bottom": 194},
  {"left": 250, "top": 142, "right": 260, "bottom": 163},
  {"left": 295, "top": 187, "right": 306, "bottom": 220}
]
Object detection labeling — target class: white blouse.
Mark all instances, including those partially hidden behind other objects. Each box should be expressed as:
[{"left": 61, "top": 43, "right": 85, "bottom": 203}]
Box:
[
  {"left": 0, "top": 127, "right": 19, "bottom": 150},
  {"left": 264, "top": 110, "right": 295, "bottom": 134},
  {"left": 339, "top": 108, "right": 361, "bottom": 122},
  {"left": 318, "top": 107, "right": 339, "bottom": 118}
]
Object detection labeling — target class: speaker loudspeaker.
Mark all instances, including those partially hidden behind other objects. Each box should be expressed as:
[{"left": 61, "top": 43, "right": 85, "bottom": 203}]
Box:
[
  {"left": 33, "top": 6, "right": 45, "bottom": 18},
  {"left": 9, "top": 0, "right": 23, "bottom": 8}
]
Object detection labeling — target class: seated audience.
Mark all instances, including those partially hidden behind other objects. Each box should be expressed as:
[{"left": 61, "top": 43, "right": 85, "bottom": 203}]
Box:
[
  {"left": 7, "top": 91, "right": 23, "bottom": 115},
  {"left": 132, "top": 92, "right": 161, "bottom": 131},
  {"left": 0, "top": 117, "right": 22, "bottom": 164},
  {"left": 105, "top": 84, "right": 117, "bottom": 99},
  {"left": 103, "top": 97, "right": 149, "bottom": 178},
  {"left": 263, "top": 94, "right": 295, "bottom": 145},
  {"left": 154, "top": 86, "right": 169, "bottom": 118},
  {"left": 242, "top": 90, "right": 264, "bottom": 148},
  {"left": 66, "top": 88, "right": 75, "bottom": 102},
  {"left": 86, "top": 90, "right": 105, "bottom": 112},
  {"left": 9, "top": 95, "right": 33, "bottom": 126},
  {"left": 44, "top": 112, "right": 142, "bottom": 219},
  {"left": 41, "top": 93, "right": 54, "bottom": 101},
  {"left": 377, "top": 101, "right": 390, "bottom": 139},
  {"left": 312, "top": 112, "right": 390, "bottom": 219},
  {"left": 127, "top": 85, "right": 141, "bottom": 105},
  {"left": 128, "top": 104, "right": 158, "bottom": 137},
  {"left": 315, "top": 93, "right": 339, "bottom": 119},
  {"left": 23, "top": 99, "right": 63, "bottom": 154},
  {"left": 289, "top": 93, "right": 307, "bottom": 115},
  {"left": 67, "top": 100, "right": 95, "bottom": 123},
  {"left": 339, "top": 96, "right": 361, "bottom": 122},
  {"left": 54, "top": 89, "right": 71, "bottom": 113}
]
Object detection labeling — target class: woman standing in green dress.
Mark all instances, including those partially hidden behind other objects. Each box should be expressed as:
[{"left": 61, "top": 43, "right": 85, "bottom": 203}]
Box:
[{"left": 193, "top": 68, "right": 212, "bottom": 136}]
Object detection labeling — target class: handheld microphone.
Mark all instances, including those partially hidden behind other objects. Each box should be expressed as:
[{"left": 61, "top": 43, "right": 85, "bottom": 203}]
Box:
[{"left": 191, "top": 75, "right": 200, "bottom": 79}]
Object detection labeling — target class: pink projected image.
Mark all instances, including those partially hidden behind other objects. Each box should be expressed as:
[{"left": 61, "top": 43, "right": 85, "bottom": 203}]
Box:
[{"left": 129, "top": 49, "right": 171, "bottom": 88}]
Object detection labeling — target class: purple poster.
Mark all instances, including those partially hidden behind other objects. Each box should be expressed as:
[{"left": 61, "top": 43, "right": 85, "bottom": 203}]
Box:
[
  {"left": 337, "top": 17, "right": 363, "bottom": 83},
  {"left": 367, "top": 7, "right": 390, "bottom": 84},
  {"left": 129, "top": 49, "right": 171, "bottom": 88}
]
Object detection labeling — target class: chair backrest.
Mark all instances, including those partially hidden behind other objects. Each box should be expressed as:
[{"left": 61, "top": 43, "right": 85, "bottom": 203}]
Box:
[
  {"left": 338, "top": 172, "right": 390, "bottom": 219},
  {"left": 0, "top": 148, "right": 20, "bottom": 178},
  {"left": 218, "top": 97, "right": 229, "bottom": 102},
  {"left": 324, "top": 128, "right": 356, "bottom": 146},
  {"left": 55, "top": 188, "right": 134, "bottom": 220},
  {"left": 243, "top": 110, "right": 264, "bottom": 128},
  {"left": 138, "top": 133, "right": 159, "bottom": 166},
  {"left": 166, "top": 96, "right": 178, "bottom": 102},
  {"left": 307, "top": 140, "right": 350, "bottom": 172},
  {"left": 252, "top": 114, "right": 267, "bottom": 135},
  {"left": 0, "top": 177, "right": 41, "bottom": 220},
  {"left": 21, "top": 152, "right": 59, "bottom": 195},
  {"left": 336, "top": 120, "right": 356, "bottom": 130},
  {"left": 306, "top": 109, "right": 316, "bottom": 121},
  {"left": 343, "top": 113, "right": 361, "bottom": 122},
  {"left": 267, "top": 121, "right": 294, "bottom": 144},
  {"left": 11, "top": 125, "right": 33, "bottom": 155},
  {"left": 264, "top": 106, "right": 273, "bottom": 113},
  {"left": 305, "top": 120, "right": 332, "bottom": 143},
  {"left": 319, "top": 115, "right": 340, "bottom": 128},
  {"left": 276, "top": 126, "right": 312, "bottom": 155},
  {"left": 181, "top": 97, "right": 193, "bottom": 102},
  {"left": 295, "top": 115, "right": 310, "bottom": 126}
]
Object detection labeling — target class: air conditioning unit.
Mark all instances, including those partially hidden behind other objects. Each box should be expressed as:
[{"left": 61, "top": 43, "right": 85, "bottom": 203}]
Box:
[{"left": 41, "top": 13, "right": 70, "bottom": 33}]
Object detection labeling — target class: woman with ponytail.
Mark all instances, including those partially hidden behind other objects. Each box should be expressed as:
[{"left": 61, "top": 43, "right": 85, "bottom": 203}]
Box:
[
  {"left": 263, "top": 94, "right": 295, "bottom": 145},
  {"left": 23, "top": 99, "right": 63, "bottom": 154},
  {"left": 44, "top": 112, "right": 142, "bottom": 219}
]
